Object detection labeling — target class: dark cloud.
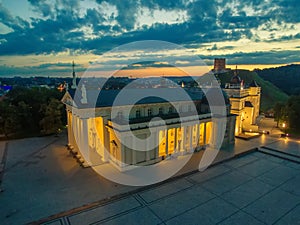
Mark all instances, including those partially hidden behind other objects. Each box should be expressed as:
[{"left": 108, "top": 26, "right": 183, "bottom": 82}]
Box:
[
  {"left": 121, "top": 61, "right": 174, "bottom": 70},
  {"left": 28, "top": 0, "right": 54, "bottom": 18},
  {"left": 35, "top": 62, "right": 83, "bottom": 68},
  {"left": 271, "top": 0, "right": 300, "bottom": 23},
  {"left": 96, "top": 0, "right": 138, "bottom": 30},
  {"left": 0, "top": 61, "right": 86, "bottom": 77},
  {"left": 0, "top": 3, "right": 30, "bottom": 32},
  {"left": 0, "top": 0, "right": 299, "bottom": 71},
  {"left": 199, "top": 50, "right": 300, "bottom": 65}
]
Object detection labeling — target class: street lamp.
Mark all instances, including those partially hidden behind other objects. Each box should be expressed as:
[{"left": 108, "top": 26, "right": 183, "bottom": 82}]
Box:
[{"left": 282, "top": 122, "right": 287, "bottom": 136}]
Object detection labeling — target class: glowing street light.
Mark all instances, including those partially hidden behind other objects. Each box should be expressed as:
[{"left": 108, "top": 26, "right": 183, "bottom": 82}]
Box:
[{"left": 282, "top": 122, "right": 287, "bottom": 136}]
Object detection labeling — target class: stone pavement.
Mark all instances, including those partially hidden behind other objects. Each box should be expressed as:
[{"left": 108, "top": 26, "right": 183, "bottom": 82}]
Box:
[
  {"left": 262, "top": 138, "right": 300, "bottom": 157},
  {"left": 0, "top": 117, "right": 299, "bottom": 225},
  {"left": 0, "top": 135, "right": 135, "bottom": 225},
  {"left": 41, "top": 151, "right": 300, "bottom": 225},
  {"left": 0, "top": 141, "right": 7, "bottom": 189}
]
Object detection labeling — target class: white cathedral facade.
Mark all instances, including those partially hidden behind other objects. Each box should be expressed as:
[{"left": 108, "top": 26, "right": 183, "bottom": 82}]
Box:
[
  {"left": 62, "top": 61, "right": 261, "bottom": 171},
  {"left": 62, "top": 83, "right": 236, "bottom": 171}
]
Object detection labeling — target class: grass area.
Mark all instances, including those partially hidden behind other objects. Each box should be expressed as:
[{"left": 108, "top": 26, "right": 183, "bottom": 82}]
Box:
[{"left": 216, "top": 69, "right": 289, "bottom": 111}]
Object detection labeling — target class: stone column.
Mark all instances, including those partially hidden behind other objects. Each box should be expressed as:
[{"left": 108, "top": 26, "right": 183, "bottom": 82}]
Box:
[
  {"left": 67, "top": 110, "right": 75, "bottom": 147},
  {"left": 67, "top": 110, "right": 71, "bottom": 145},
  {"left": 132, "top": 136, "right": 137, "bottom": 165},
  {"left": 189, "top": 126, "right": 193, "bottom": 153},
  {"left": 203, "top": 123, "right": 207, "bottom": 146},
  {"left": 174, "top": 128, "right": 178, "bottom": 153},
  {"left": 73, "top": 115, "right": 79, "bottom": 149},
  {"left": 165, "top": 129, "right": 169, "bottom": 155},
  {"left": 195, "top": 123, "right": 199, "bottom": 149},
  {"left": 81, "top": 118, "right": 90, "bottom": 164},
  {"left": 103, "top": 117, "right": 110, "bottom": 162},
  {"left": 182, "top": 126, "right": 186, "bottom": 153},
  {"left": 146, "top": 134, "right": 151, "bottom": 161}
]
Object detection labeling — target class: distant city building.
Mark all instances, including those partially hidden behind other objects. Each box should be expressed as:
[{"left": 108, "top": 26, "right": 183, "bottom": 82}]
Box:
[{"left": 223, "top": 67, "right": 261, "bottom": 135}]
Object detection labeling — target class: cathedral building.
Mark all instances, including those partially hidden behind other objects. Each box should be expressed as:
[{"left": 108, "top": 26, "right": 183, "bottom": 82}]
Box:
[
  {"left": 223, "top": 67, "right": 261, "bottom": 135},
  {"left": 62, "top": 67, "right": 236, "bottom": 171}
]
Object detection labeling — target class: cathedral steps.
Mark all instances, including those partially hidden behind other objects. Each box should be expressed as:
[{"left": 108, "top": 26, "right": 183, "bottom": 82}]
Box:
[{"left": 258, "top": 146, "right": 300, "bottom": 163}]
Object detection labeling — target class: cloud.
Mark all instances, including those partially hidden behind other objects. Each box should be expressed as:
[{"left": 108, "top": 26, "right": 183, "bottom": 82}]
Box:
[
  {"left": 207, "top": 44, "right": 218, "bottom": 51},
  {"left": 28, "top": 0, "right": 55, "bottom": 18},
  {"left": 199, "top": 50, "right": 300, "bottom": 65},
  {"left": 0, "top": 0, "right": 299, "bottom": 75},
  {"left": 96, "top": 0, "right": 138, "bottom": 30},
  {"left": 0, "top": 3, "right": 30, "bottom": 32},
  {"left": 0, "top": 61, "right": 86, "bottom": 77},
  {"left": 121, "top": 61, "right": 174, "bottom": 70},
  {"left": 0, "top": 0, "right": 268, "bottom": 55}
]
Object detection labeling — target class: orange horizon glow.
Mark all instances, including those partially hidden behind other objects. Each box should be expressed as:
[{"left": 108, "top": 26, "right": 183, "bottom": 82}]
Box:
[
  {"left": 77, "top": 62, "right": 300, "bottom": 78},
  {"left": 226, "top": 64, "right": 300, "bottom": 70}
]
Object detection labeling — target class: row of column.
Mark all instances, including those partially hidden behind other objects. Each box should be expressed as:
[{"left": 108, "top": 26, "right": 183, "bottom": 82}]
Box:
[
  {"left": 159, "top": 122, "right": 209, "bottom": 157},
  {"left": 118, "top": 122, "right": 211, "bottom": 166},
  {"left": 67, "top": 110, "right": 90, "bottom": 164}
]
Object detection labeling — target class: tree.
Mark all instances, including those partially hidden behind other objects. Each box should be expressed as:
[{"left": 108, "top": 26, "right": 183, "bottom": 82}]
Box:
[
  {"left": 286, "top": 95, "right": 300, "bottom": 131},
  {"left": 39, "top": 98, "right": 64, "bottom": 135},
  {"left": 16, "top": 101, "right": 34, "bottom": 131},
  {"left": 273, "top": 102, "right": 286, "bottom": 127},
  {"left": 0, "top": 101, "right": 21, "bottom": 137}
]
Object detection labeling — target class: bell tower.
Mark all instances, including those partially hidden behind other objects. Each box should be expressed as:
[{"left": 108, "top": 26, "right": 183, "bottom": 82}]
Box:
[{"left": 71, "top": 61, "right": 77, "bottom": 89}]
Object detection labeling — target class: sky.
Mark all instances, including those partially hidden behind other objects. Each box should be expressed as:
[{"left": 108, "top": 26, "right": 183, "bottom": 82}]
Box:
[{"left": 0, "top": 0, "right": 300, "bottom": 77}]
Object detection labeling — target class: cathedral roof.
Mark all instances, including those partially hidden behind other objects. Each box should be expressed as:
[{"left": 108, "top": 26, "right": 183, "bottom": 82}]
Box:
[
  {"left": 230, "top": 75, "right": 242, "bottom": 84},
  {"left": 67, "top": 87, "right": 206, "bottom": 109}
]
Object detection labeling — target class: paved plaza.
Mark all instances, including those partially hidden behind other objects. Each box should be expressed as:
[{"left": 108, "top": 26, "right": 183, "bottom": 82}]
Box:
[
  {"left": 40, "top": 151, "right": 300, "bottom": 225},
  {"left": 0, "top": 118, "right": 299, "bottom": 225}
]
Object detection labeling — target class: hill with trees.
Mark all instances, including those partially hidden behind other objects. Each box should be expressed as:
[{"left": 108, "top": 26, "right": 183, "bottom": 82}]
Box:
[{"left": 255, "top": 64, "right": 300, "bottom": 95}]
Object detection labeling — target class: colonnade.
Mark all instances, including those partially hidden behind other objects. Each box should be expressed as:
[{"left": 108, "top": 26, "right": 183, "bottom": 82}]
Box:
[
  {"left": 158, "top": 122, "right": 211, "bottom": 158},
  {"left": 67, "top": 111, "right": 227, "bottom": 169}
]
